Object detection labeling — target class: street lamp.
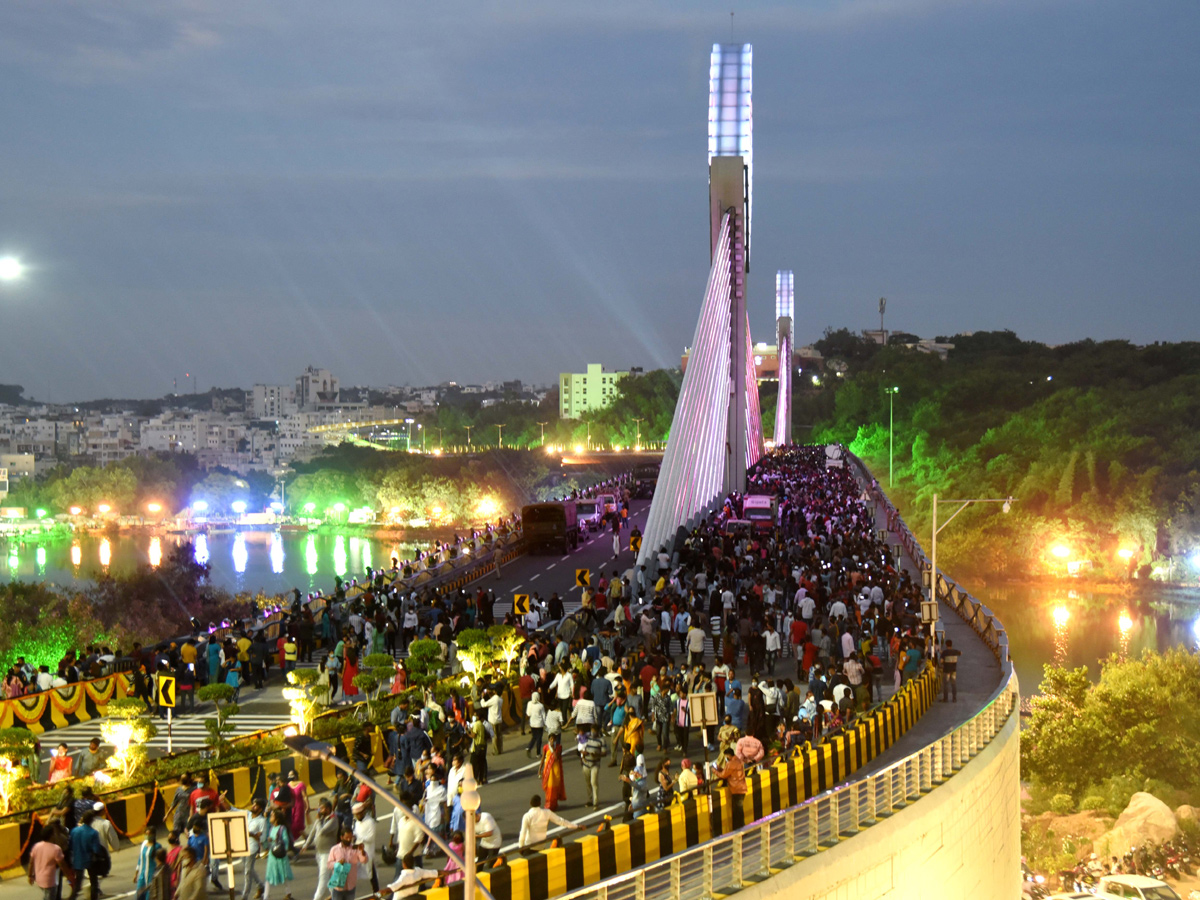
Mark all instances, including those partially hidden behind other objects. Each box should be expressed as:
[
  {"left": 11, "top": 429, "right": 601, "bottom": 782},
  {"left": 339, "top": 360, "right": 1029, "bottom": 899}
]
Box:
[
  {"left": 495, "top": 423, "right": 505, "bottom": 448},
  {"left": 404, "top": 418, "right": 415, "bottom": 452},
  {"left": 930, "top": 493, "right": 1014, "bottom": 612},
  {"left": 536, "top": 421, "right": 548, "bottom": 445},
  {"left": 282, "top": 735, "right": 493, "bottom": 900},
  {"left": 632, "top": 417, "right": 644, "bottom": 451},
  {"left": 465, "top": 425, "right": 473, "bottom": 447},
  {"left": 884, "top": 387, "right": 899, "bottom": 487}
]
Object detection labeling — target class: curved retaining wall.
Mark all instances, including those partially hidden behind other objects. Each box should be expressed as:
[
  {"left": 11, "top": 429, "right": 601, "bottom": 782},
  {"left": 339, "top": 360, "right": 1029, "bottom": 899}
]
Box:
[{"left": 729, "top": 699, "right": 1020, "bottom": 900}]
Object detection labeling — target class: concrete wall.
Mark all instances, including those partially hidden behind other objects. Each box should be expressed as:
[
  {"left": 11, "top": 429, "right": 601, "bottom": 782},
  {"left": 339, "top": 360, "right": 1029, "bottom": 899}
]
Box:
[{"left": 734, "top": 705, "right": 1022, "bottom": 900}]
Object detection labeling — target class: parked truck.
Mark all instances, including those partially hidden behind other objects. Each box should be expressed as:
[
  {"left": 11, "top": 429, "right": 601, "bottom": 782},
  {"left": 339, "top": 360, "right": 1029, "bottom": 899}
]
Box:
[
  {"left": 521, "top": 501, "right": 581, "bottom": 554},
  {"left": 742, "top": 494, "right": 778, "bottom": 532}
]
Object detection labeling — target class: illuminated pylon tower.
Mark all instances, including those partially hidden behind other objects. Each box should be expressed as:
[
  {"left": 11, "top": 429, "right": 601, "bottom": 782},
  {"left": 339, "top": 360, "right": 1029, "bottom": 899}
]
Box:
[
  {"left": 774, "top": 270, "right": 794, "bottom": 447},
  {"left": 639, "top": 44, "right": 764, "bottom": 567}
]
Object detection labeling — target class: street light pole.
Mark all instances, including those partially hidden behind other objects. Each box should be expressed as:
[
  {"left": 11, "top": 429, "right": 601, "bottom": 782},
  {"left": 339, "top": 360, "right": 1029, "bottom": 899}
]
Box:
[
  {"left": 632, "top": 417, "right": 644, "bottom": 450},
  {"left": 496, "top": 424, "right": 505, "bottom": 448},
  {"left": 930, "top": 493, "right": 1014, "bottom": 604},
  {"left": 537, "top": 421, "right": 548, "bottom": 445},
  {"left": 884, "top": 387, "right": 899, "bottom": 487},
  {"left": 283, "top": 736, "right": 493, "bottom": 900},
  {"left": 465, "top": 425, "right": 473, "bottom": 447}
]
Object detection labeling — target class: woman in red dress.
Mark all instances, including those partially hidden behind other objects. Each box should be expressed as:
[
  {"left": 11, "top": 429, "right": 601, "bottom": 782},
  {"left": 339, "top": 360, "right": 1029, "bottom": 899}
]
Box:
[
  {"left": 539, "top": 733, "right": 566, "bottom": 811},
  {"left": 341, "top": 646, "right": 360, "bottom": 701}
]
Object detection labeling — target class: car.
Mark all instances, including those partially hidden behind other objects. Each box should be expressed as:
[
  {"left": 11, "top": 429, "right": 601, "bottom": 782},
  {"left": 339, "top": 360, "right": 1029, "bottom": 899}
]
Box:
[
  {"left": 596, "top": 492, "right": 618, "bottom": 515},
  {"left": 575, "top": 499, "right": 603, "bottom": 532},
  {"left": 1093, "top": 874, "right": 1183, "bottom": 899}
]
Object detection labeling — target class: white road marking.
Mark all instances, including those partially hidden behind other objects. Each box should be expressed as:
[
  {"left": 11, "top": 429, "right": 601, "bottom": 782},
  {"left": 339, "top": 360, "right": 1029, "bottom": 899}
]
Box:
[
  {"left": 530, "top": 574, "right": 540, "bottom": 581},
  {"left": 547, "top": 564, "right": 556, "bottom": 570}
]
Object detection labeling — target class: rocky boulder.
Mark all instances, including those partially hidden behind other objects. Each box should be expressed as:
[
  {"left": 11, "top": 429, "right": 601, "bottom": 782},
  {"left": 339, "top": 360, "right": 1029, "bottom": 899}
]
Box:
[
  {"left": 1176, "top": 804, "right": 1199, "bottom": 823},
  {"left": 1097, "top": 792, "right": 1179, "bottom": 856}
]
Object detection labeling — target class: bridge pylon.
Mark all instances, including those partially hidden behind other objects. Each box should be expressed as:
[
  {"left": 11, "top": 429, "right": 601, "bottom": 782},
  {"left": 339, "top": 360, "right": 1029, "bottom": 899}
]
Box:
[
  {"left": 638, "top": 43, "right": 764, "bottom": 567},
  {"left": 774, "top": 270, "right": 794, "bottom": 447}
]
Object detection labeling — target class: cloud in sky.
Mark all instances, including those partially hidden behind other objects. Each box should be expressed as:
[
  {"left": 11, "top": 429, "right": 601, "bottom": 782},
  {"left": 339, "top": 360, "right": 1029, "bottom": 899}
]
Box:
[{"left": 0, "top": 0, "right": 1197, "bottom": 400}]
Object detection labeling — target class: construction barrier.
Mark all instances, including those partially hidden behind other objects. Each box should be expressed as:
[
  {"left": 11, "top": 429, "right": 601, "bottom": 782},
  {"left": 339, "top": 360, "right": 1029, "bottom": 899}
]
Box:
[{"left": 421, "top": 664, "right": 938, "bottom": 900}]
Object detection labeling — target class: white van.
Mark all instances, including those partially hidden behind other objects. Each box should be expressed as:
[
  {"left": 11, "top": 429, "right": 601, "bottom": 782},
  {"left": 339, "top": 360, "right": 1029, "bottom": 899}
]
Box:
[
  {"left": 575, "top": 499, "right": 603, "bottom": 532},
  {"left": 742, "top": 494, "right": 778, "bottom": 532}
]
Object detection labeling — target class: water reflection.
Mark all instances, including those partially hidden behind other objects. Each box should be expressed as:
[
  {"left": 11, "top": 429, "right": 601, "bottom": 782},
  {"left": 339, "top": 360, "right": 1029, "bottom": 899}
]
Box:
[
  {"left": 333, "top": 536, "right": 347, "bottom": 578},
  {"left": 1052, "top": 605, "right": 1070, "bottom": 664},
  {"left": 36, "top": 547, "right": 46, "bottom": 574},
  {"left": 194, "top": 534, "right": 210, "bottom": 566},
  {"left": 361, "top": 539, "right": 372, "bottom": 572},
  {"left": 270, "top": 533, "right": 285, "bottom": 575},
  {"left": 6, "top": 548, "right": 17, "bottom": 572},
  {"left": 99, "top": 539, "right": 111, "bottom": 569},
  {"left": 71, "top": 544, "right": 82, "bottom": 568},
  {"left": 305, "top": 535, "right": 318, "bottom": 577},
  {"left": 1118, "top": 611, "right": 1133, "bottom": 660},
  {"left": 232, "top": 534, "right": 248, "bottom": 575},
  {"left": 148, "top": 537, "right": 162, "bottom": 569}
]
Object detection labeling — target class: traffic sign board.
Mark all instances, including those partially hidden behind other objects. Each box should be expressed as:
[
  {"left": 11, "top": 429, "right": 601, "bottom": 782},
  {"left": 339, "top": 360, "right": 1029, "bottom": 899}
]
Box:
[
  {"left": 513, "top": 594, "right": 530, "bottom": 615},
  {"left": 157, "top": 674, "right": 176, "bottom": 708},
  {"left": 575, "top": 568, "right": 590, "bottom": 588},
  {"left": 630, "top": 534, "right": 642, "bottom": 553}
]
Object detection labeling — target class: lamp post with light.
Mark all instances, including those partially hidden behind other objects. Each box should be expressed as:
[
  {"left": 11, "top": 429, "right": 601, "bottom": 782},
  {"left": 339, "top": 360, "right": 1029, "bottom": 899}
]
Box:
[
  {"left": 282, "top": 735, "right": 493, "bottom": 900},
  {"left": 884, "top": 386, "right": 899, "bottom": 487},
  {"left": 632, "top": 417, "right": 644, "bottom": 451},
  {"left": 929, "top": 494, "right": 1014, "bottom": 629}
]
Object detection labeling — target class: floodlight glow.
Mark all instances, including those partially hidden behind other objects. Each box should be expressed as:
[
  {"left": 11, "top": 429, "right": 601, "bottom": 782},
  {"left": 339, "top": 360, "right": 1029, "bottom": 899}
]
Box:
[
  {"left": 477, "top": 497, "right": 499, "bottom": 517},
  {"left": 709, "top": 43, "right": 752, "bottom": 255},
  {"left": 0, "top": 256, "right": 24, "bottom": 281},
  {"left": 69, "top": 506, "right": 82, "bottom": 516},
  {"left": 269, "top": 501, "right": 283, "bottom": 511},
  {"left": 1117, "top": 548, "right": 1134, "bottom": 561},
  {"left": 34, "top": 509, "right": 45, "bottom": 519},
  {"left": 1051, "top": 544, "right": 1070, "bottom": 559},
  {"left": 333, "top": 502, "right": 346, "bottom": 512},
  {"left": 775, "top": 270, "right": 794, "bottom": 323},
  {"left": 147, "top": 502, "right": 162, "bottom": 514},
  {"left": 574, "top": 444, "right": 584, "bottom": 454},
  {"left": 192, "top": 500, "right": 209, "bottom": 512},
  {"left": 231, "top": 501, "right": 247, "bottom": 514},
  {"left": 1118, "top": 611, "right": 1133, "bottom": 634},
  {"left": 303, "top": 502, "right": 316, "bottom": 513},
  {"left": 1052, "top": 606, "right": 1070, "bottom": 627}
]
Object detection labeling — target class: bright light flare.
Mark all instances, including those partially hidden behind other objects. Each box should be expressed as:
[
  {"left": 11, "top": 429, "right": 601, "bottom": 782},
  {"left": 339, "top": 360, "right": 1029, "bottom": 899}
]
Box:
[
  {"left": 69, "top": 506, "right": 82, "bottom": 516},
  {"left": 1052, "top": 606, "right": 1070, "bottom": 626},
  {"left": 1118, "top": 611, "right": 1133, "bottom": 634},
  {"left": 1051, "top": 544, "right": 1071, "bottom": 559},
  {"left": 574, "top": 444, "right": 584, "bottom": 454},
  {"left": 192, "top": 500, "right": 209, "bottom": 513},
  {"left": 97, "top": 504, "right": 111, "bottom": 514},
  {"left": 0, "top": 256, "right": 24, "bottom": 281},
  {"left": 147, "top": 502, "right": 162, "bottom": 514},
  {"left": 231, "top": 501, "right": 247, "bottom": 514},
  {"left": 1117, "top": 548, "right": 1134, "bottom": 561},
  {"left": 476, "top": 497, "right": 499, "bottom": 518}
]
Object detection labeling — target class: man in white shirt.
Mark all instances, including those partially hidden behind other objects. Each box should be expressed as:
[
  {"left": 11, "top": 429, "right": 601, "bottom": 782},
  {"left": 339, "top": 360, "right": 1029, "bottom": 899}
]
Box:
[
  {"left": 352, "top": 802, "right": 378, "bottom": 892},
  {"left": 445, "top": 755, "right": 465, "bottom": 816},
  {"left": 387, "top": 809, "right": 424, "bottom": 880},
  {"left": 799, "top": 594, "right": 816, "bottom": 622},
  {"left": 763, "top": 624, "right": 782, "bottom": 675},
  {"left": 242, "top": 800, "right": 268, "bottom": 900},
  {"left": 547, "top": 665, "right": 574, "bottom": 716},
  {"left": 380, "top": 855, "right": 440, "bottom": 898},
  {"left": 828, "top": 598, "right": 847, "bottom": 621},
  {"left": 524, "top": 607, "right": 541, "bottom": 632},
  {"left": 518, "top": 795, "right": 583, "bottom": 849},
  {"left": 479, "top": 688, "right": 504, "bottom": 754},
  {"left": 474, "top": 810, "right": 502, "bottom": 860}
]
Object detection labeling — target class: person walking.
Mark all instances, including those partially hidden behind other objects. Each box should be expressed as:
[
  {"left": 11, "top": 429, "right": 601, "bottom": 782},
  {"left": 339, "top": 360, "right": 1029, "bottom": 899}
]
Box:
[
  {"left": 241, "top": 801, "right": 267, "bottom": 900},
  {"left": 525, "top": 691, "right": 546, "bottom": 758},
  {"left": 325, "top": 827, "right": 368, "bottom": 900},
  {"left": 263, "top": 809, "right": 295, "bottom": 900},
  {"left": 299, "top": 799, "right": 340, "bottom": 900},
  {"left": 66, "top": 811, "right": 103, "bottom": 900},
  {"left": 133, "top": 826, "right": 163, "bottom": 900},
  {"left": 28, "top": 831, "right": 71, "bottom": 900},
  {"left": 539, "top": 733, "right": 567, "bottom": 812},
  {"left": 580, "top": 725, "right": 605, "bottom": 808}
]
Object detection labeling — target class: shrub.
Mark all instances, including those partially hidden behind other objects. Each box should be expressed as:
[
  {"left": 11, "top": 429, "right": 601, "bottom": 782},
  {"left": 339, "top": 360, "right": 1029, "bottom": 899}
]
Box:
[
  {"left": 1079, "top": 794, "right": 1107, "bottom": 812},
  {"left": 1049, "top": 793, "right": 1075, "bottom": 815}
]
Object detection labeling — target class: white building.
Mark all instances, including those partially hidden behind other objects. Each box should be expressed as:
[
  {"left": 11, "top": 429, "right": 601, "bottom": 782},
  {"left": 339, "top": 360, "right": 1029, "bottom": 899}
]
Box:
[
  {"left": 295, "top": 367, "right": 339, "bottom": 411},
  {"left": 251, "top": 384, "right": 297, "bottom": 420}
]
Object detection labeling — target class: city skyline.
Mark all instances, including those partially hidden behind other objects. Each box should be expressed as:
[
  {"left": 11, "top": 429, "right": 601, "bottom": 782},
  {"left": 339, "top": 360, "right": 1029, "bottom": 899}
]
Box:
[{"left": 1, "top": 0, "right": 1197, "bottom": 401}]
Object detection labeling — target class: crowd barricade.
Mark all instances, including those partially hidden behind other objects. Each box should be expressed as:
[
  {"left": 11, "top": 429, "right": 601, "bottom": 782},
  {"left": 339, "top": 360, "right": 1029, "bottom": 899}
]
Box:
[
  {"left": 0, "top": 672, "right": 136, "bottom": 733},
  {"left": 418, "top": 665, "right": 938, "bottom": 900}
]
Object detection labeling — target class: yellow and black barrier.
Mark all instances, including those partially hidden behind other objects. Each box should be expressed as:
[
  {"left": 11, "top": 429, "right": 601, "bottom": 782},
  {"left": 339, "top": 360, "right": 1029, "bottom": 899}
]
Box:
[
  {"left": 420, "top": 664, "right": 937, "bottom": 900},
  {"left": 0, "top": 672, "right": 136, "bottom": 733}
]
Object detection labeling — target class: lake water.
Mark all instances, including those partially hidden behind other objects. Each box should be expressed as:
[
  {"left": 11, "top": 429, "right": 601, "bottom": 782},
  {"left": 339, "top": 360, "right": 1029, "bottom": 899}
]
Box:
[
  {"left": 954, "top": 577, "right": 1200, "bottom": 692},
  {"left": 0, "top": 531, "right": 422, "bottom": 597}
]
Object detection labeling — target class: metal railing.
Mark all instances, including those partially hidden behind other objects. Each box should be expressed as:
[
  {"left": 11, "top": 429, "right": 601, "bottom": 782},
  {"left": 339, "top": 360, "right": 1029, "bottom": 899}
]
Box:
[{"left": 553, "top": 450, "right": 1018, "bottom": 900}]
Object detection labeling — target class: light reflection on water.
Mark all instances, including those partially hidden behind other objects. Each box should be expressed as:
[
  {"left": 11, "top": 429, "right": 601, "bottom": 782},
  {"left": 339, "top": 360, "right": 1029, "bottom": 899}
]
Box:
[
  {"left": 956, "top": 576, "right": 1200, "bottom": 689},
  {"left": 2, "top": 531, "right": 423, "bottom": 598}
]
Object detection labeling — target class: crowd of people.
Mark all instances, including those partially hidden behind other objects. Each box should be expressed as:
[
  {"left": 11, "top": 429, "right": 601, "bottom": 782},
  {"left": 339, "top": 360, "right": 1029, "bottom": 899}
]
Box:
[{"left": 21, "top": 450, "right": 948, "bottom": 900}]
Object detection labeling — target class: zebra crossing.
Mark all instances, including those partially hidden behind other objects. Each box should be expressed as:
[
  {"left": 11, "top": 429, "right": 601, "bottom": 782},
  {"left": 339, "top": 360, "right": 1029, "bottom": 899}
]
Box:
[{"left": 39, "top": 713, "right": 294, "bottom": 762}]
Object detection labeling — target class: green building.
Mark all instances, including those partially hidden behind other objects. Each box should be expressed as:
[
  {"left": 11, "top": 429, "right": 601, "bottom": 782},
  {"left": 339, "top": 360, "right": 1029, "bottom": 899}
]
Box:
[{"left": 559, "top": 363, "right": 627, "bottom": 419}]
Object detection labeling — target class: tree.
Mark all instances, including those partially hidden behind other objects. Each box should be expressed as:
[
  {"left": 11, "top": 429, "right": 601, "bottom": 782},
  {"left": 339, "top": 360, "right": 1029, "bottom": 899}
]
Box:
[
  {"left": 455, "top": 629, "right": 497, "bottom": 678},
  {"left": 282, "top": 669, "right": 326, "bottom": 735},
  {"left": 487, "top": 625, "right": 524, "bottom": 677},
  {"left": 49, "top": 465, "right": 137, "bottom": 514},
  {"left": 197, "top": 683, "right": 240, "bottom": 760},
  {"left": 99, "top": 698, "right": 157, "bottom": 780},
  {"left": 405, "top": 639, "right": 445, "bottom": 687},
  {"left": 0, "top": 728, "right": 38, "bottom": 815}
]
